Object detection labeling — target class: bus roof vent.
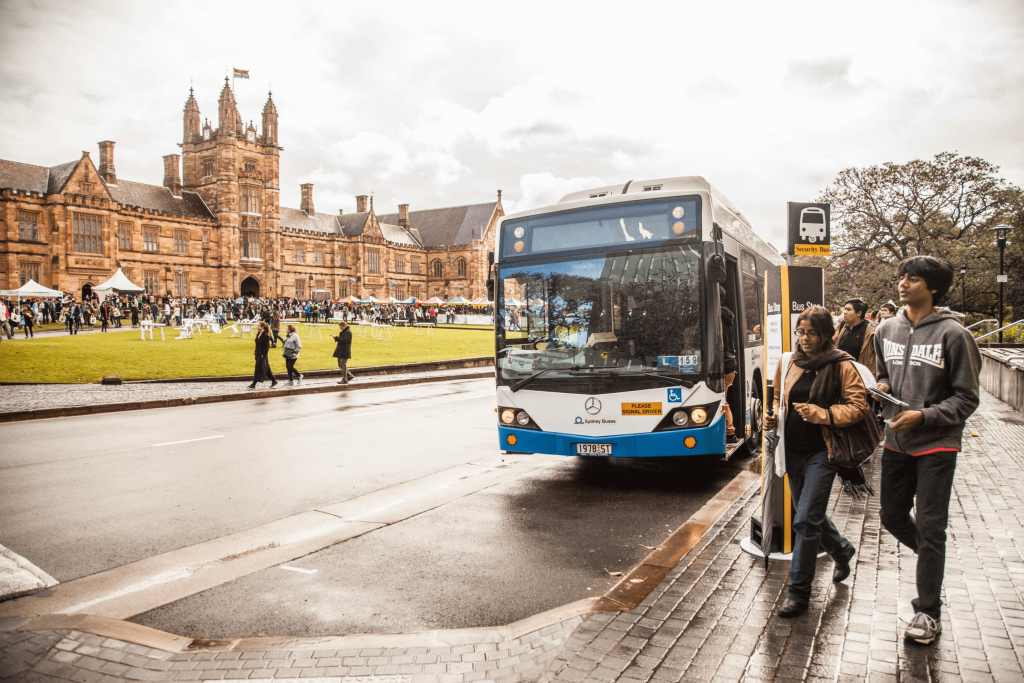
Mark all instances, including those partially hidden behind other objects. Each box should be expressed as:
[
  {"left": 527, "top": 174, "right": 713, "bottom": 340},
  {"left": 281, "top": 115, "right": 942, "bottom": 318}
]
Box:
[
  {"left": 589, "top": 192, "right": 608, "bottom": 198},
  {"left": 642, "top": 184, "right": 663, "bottom": 192}
]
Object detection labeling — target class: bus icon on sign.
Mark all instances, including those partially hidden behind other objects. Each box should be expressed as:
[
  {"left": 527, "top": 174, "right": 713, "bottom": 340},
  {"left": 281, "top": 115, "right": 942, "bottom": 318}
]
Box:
[{"left": 799, "top": 207, "right": 827, "bottom": 243}]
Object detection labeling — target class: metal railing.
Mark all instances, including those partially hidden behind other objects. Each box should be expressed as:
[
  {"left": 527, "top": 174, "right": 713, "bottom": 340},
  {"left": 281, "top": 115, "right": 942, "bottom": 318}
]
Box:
[
  {"left": 976, "top": 319, "right": 1024, "bottom": 341},
  {"left": 966, "top": 319, "right": 998, "bottom": 331}
]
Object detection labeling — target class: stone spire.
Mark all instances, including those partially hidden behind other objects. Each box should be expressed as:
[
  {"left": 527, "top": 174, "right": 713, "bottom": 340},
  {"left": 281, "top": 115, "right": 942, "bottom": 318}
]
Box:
[
  {"left": 183, "top": 87, "right": 201, "bottom": 143},
  {"left": 218, "top": 77, "right": 238, "bottom": 136},
  {"left": 261, "top": 91, "right": 278, "bottom": 145}
]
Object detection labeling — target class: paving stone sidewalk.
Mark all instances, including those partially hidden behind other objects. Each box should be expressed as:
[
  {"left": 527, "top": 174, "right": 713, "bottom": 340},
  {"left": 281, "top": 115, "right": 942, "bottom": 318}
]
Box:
[
  {"left": 0, "top": 366, "right": 492, "bottom": 416},
  {"left": 544, "top": 388, "right": 1024, "bottom": 683}
]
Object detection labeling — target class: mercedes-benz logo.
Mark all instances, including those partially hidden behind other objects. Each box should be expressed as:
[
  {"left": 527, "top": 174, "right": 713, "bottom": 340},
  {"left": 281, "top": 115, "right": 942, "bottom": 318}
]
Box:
[{"left": 585, "top": 397, "right": 601, "bottom": 415}]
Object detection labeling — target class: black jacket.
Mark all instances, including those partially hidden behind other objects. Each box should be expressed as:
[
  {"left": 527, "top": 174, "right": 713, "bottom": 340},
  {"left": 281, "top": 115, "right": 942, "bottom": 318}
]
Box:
[
  {"left": 332, "top": 328, "right": 353, "bottom": 359},
  {"left": 254, "top": 331, "right": 271, "bottom": 359}
]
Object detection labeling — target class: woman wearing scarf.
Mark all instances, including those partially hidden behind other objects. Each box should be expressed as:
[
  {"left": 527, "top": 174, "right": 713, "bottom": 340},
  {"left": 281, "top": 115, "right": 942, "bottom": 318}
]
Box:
[
  {"left": 246, "top": 321, "right": 279, "bottom": 390},
  {"left": 763, "top": 305, "right": 870, "bottom": 618}
]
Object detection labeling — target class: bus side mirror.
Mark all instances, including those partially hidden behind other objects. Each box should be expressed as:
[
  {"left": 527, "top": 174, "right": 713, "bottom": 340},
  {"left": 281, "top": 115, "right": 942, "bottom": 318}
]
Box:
[
  {"left": 486, "top": 278, "right": 494, "bottom": 299},
  {"left": 707, "top": 253, "right": 726, "bottom": 283},
  {"left": 487, "top": 251, "right": 494, "bottom": 267}
]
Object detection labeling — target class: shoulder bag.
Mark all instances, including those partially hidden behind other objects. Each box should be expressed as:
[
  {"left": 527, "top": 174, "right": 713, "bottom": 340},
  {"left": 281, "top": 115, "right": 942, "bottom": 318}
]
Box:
[{"left": 826, "top": 403, "right": 881, "bottom": 468}]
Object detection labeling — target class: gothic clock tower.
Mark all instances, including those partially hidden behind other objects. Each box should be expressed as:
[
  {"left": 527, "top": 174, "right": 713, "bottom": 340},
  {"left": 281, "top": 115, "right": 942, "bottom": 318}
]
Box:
[{"left": 180, "top": 79, "right": 282, "bottom": 296}]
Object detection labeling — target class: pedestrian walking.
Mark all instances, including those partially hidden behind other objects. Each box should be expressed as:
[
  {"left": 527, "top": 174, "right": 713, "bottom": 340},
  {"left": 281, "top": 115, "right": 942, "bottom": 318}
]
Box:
[
  {"left": 873, "top": 256, "right": 982, "bottom": 645},
  {"left": 246, "top": 321, "right": 279, "bottom": 390},
  {"left": 20, "top": 302, "right": 35, "bottom": 338},
  {"left": 270, "top": 308, "right": 285, "bottom": 347},
  {"left": 0, "top": 299, "right": 9, "bottom": 342},
  {"left": 332, "top": 321, "right": 355, "bottom": 384},
  {"left": 763, "top": 306, "right": 869, "bottom": 618},
  {"left": 100, "top": 301, "right": 109, "bottom": 332},
  {"left": 833, "top": 298, "right": 876, "bottom": 369},
  {"left": 282, "top": 324, "right": 303, "bottom": 386}
]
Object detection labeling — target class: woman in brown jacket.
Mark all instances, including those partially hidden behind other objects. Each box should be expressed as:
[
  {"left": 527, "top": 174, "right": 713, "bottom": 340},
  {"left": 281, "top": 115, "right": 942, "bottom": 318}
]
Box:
[{"left": 764, "top": 306, "right": 870, "bottom": 618}]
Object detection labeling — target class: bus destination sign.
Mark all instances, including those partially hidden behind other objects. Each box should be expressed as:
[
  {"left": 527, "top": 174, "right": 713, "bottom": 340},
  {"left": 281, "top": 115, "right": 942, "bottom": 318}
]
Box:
[{"left": 787, "top": 202, "right": 831, "bottom": 256}]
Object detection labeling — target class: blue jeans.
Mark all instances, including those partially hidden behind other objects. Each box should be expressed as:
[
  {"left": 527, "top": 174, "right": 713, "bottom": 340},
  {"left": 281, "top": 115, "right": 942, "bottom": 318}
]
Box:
[{"left": 786, "top": 448, "right": 854, "bottom": 603}]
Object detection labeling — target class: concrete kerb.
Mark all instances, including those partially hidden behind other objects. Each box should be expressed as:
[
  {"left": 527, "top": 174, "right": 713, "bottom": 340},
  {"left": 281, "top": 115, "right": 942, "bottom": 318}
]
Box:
[
  {"left": 0, "top": 356, "right": 493, "bottom": 386},
  {"left": 0, "top": 369, "right": 496, "bottom": 423}
]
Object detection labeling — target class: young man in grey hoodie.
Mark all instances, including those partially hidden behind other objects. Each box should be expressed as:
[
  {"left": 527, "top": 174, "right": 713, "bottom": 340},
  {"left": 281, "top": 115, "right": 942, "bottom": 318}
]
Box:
[{"left": 873, "top": 255, "right": 981, "bottom": 645}]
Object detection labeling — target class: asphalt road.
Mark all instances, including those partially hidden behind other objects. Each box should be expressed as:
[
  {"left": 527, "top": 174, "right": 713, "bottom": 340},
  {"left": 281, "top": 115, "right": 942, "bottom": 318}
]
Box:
[{"left": 0, "top": 378, "right": 751, "bottom": 637}]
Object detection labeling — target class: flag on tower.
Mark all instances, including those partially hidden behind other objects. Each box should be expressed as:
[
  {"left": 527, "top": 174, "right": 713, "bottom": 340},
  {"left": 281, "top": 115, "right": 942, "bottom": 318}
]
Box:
[{"left": 233, "top": 68, "right": 249, "bottom": 80}]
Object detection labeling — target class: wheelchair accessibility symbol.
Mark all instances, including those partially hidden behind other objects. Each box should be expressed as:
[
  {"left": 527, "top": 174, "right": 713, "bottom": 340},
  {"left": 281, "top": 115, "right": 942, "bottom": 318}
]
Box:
[{"left": 667, "top": 388, "right": 682, "bottom": 403}]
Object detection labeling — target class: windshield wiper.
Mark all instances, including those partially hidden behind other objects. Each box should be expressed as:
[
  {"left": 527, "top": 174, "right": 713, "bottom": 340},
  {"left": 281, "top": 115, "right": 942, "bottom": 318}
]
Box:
[
  {"left": 509, "top": 365, "right": 591, "bottom": 392},
  {"left": 618, "top": 371, "right": 694, "bottom": 388}
]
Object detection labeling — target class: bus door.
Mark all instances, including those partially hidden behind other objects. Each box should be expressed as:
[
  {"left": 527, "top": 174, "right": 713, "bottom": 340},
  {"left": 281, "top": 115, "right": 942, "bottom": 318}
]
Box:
[{"left": 723, "top": 256, "right": 745, "bottom": 447}]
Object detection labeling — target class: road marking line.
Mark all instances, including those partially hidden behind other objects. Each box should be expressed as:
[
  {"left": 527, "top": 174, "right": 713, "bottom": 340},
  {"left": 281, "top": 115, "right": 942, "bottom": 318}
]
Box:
[
  {"left": 346, "top": 408, "right": 399, "bottom": 418},
  {"left": 153, "top": 435, "right": 224, "bottom": 447},
  {"left": 278, "top": 566, "right": 317, "bottom": 574}
]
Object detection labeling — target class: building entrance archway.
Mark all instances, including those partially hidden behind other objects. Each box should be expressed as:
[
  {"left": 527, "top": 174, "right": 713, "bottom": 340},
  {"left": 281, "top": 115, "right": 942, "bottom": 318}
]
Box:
[
  {"left": 240, "top": 277, "right": 260, "bottom": 297},
  {"left": 82, "top": 283, "right": 93, "bottom": 300}
]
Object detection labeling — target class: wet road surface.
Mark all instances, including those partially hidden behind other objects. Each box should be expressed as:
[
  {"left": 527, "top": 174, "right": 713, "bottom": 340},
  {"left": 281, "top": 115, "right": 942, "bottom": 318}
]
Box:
[{"left": 0, "top": 378, "right": 752, "bottom": 637}]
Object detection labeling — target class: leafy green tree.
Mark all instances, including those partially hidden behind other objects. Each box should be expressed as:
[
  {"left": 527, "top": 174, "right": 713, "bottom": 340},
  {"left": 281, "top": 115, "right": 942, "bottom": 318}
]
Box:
[{"left": 807, "top": 153, "right": 1024, "bottom": 325}]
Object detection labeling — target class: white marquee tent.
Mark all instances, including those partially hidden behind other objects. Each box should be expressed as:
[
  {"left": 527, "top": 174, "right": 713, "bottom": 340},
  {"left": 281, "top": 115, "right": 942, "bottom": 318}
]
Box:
[
  {"left": 0, "top": 279, "right": 64, "bottom": 299},
  {"left": 93, "top": 269, "right": 144, "bottom": 302}
]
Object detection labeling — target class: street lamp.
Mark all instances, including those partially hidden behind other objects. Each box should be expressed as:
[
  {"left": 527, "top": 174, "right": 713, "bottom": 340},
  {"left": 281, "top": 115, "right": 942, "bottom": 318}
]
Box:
[
  {"left": 991, "top": 225, "right": 1015, "bottom": 342},
  {"left": 959, "top": 265, "right": 967, "bottom": 317}
]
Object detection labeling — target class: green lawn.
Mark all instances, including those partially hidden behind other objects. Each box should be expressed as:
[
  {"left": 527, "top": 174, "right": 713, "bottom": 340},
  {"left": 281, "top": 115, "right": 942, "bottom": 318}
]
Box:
[{"left": 0, "top": 325, "right": 495, "bottom": 384}]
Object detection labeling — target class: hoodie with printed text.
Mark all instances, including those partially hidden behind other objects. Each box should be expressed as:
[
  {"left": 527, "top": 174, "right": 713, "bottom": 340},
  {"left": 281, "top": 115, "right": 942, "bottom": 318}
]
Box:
[{"left": 872, "top": 307, "right": 981, "bottom": 454}]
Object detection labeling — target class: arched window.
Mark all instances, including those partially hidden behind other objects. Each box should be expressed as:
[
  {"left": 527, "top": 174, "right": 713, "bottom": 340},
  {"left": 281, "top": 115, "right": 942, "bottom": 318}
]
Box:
[
  {"left": 432, "top": 260, "right": 443, "bottom": 278},
  {"left": 456, "top": 258, "right": 467, "bottom": 277}
]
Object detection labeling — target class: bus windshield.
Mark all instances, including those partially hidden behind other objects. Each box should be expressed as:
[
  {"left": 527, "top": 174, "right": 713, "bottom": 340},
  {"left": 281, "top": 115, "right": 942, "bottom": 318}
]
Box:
[{"left": 496, "top": 245, "right": 703, "bottom": 392}]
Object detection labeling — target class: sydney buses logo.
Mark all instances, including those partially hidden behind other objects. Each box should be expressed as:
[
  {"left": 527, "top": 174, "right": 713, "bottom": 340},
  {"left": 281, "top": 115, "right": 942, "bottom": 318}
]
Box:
[{"left": 585, "top": 397, "right": 602, "bottom": 414}]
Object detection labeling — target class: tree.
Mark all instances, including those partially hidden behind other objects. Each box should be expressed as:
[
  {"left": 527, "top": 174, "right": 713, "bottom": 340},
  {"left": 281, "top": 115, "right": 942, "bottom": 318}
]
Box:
[{"left": 812, "top": 153, "right": 1024, "bottom": 323}]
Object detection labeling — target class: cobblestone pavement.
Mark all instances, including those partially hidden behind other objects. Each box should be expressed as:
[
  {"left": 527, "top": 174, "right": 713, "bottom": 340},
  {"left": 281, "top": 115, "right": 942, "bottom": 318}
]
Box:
[
  {"left": 3, "top": 389, "right": 1023, "bottom": 683},
  {"left": 1, "top": 366, "right": 492, "bottom": 415},
  {"left": 543, "top": 389, "right": 1024, "bottom": 682}
]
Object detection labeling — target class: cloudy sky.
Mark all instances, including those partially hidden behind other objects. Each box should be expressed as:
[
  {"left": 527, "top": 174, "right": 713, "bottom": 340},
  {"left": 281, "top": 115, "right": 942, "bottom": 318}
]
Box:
[{"left": 2, "top": 0, "right": 1022, "bottom": 250}]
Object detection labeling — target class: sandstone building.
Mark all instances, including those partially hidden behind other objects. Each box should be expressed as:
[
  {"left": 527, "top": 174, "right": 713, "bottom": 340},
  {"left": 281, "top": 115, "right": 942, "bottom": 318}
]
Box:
[{"left": 0, "top": 78, "right": 502, "bottom": 301}]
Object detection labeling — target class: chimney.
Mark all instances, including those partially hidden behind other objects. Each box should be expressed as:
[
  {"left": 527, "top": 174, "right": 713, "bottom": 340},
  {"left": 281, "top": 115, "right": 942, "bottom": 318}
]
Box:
[
  {"left": 497, "top": 189, "right": 502, "bottom": 201},
  {"left": 163, "top": 154, "right": 182, "bottom": 196},
  {"left": 356, "top": 195, "right": 368, "bottom": 213},
  {"left": 338, "top": 208, "right": 344, "bottom": 216},
  {"left": 98, "top": 141, "right": 116, "bottom": 184},
  {"left": 300, "top": 183, "right": 315, "bottom": 216},
  {"left": 398, "top": 203, "right": 410, "bottom": 228}
]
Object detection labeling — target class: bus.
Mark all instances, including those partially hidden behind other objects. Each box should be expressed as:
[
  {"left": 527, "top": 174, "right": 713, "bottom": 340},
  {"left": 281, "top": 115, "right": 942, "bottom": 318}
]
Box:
[{"left": 490, "top": 176, "right": 783, "bottom": 459}]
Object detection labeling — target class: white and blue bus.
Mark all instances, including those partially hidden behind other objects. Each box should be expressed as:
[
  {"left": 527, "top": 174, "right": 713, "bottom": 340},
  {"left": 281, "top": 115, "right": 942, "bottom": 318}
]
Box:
[{"left": 491, "top": 176, "right": 783, "bottom": 459}]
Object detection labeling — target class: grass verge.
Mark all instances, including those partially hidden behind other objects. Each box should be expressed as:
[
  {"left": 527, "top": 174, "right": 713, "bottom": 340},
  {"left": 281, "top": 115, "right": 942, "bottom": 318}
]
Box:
[{"left": 0, "top": 324, "right": 495, "bottom": 384}]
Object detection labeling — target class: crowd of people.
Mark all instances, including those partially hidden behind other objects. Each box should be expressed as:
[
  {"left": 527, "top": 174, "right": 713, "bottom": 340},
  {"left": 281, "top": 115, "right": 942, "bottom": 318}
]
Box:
[{"left": 0, "top": 292, "right": 494, "bottom": 341}]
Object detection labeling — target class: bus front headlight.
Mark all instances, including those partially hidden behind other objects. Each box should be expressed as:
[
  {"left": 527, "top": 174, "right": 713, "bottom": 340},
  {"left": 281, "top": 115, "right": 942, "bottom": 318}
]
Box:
[
  {"left": 500, "top": 409, "right": 516, "bottom": 425},
  {"left": 689, "top": 407, "right": 708, "bottom": 425},
  {"left": 516, "top": 411, "right": 531, "bottom": 426},
  {"left": 672, "top": 411, "right": 689, "bottom": 426}
]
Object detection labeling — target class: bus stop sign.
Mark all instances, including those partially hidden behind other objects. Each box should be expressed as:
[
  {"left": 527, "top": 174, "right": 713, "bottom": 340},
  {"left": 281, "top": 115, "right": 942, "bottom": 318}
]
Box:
[{"left": 787, "top": 202, "right": 831, "bottom": 256}]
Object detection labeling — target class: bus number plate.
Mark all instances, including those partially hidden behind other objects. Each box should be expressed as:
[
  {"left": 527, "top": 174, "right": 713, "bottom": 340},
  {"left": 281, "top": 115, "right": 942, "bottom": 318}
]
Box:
[{"left": 577, "top": 443, "right": 612, "bottom": 455}]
